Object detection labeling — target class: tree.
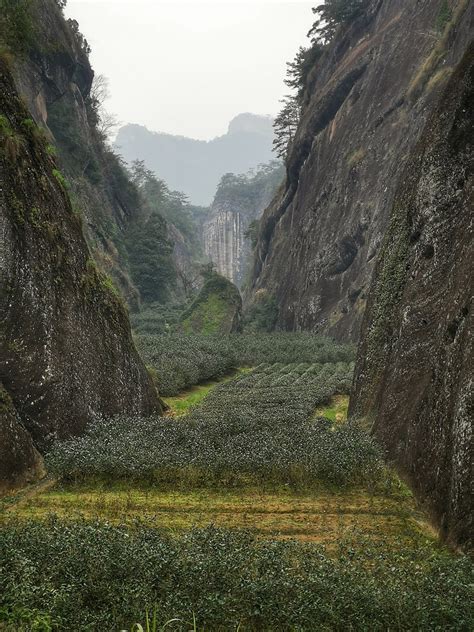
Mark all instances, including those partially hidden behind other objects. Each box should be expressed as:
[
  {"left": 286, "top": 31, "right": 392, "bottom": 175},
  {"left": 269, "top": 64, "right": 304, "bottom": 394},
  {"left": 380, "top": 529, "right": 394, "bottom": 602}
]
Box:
[
  {"left": 308, "top": 0, "right": 369, "bottom": 44},
  {"left": 273, "top": 95, "right": 300, "bottom": 159},
  {"left": 87, "top": 74, "right": 120, "bottom": 141},
  {"left": 125, "top": 213, "right": 176, "bottom": 303},
  {"left": 285, "top": 44, "right": 324, "bottom": 103}
]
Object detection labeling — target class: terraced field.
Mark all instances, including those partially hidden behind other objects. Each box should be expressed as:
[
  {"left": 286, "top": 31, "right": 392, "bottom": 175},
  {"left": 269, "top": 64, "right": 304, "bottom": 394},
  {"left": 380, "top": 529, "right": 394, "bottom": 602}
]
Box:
[{"left": 1, "top": 337, "right": 472, "bottom": 631}]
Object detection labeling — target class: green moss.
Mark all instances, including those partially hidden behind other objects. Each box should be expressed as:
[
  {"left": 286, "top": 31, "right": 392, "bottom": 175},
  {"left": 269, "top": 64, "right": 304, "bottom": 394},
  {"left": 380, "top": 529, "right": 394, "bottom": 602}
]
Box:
[
  {"left": 52, "top": 169, "right": 68, "bottom": 190},
  {"left": 10, "top": 194, "right": 26, "bottom": 225},
  {"left": 29, "top": 206, "right": 41, "bottom": 229},
  {"left": 436, "top": 0, "right": 452, "bottom": 32},
  {"left": 347, "top": 147, "right": 366, "bottom": 169},
  {"left": 81, "top": 257, "right": 123, "bottom": 312},
  {"left": 180, "top": 273, "right": 241, "bottom": 335},
  {"left": 0, "top": 383, "right": 14, "bottom": 415}
]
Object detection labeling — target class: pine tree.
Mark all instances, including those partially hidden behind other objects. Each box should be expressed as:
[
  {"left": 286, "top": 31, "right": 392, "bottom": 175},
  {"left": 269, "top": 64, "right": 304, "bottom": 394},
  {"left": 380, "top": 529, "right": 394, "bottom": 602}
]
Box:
[
  {"left": 308, "top": 0, "right": 369, "bottom": 44},
  {"left": 273, "top": 95, "right": 300, "bottom": 159}
]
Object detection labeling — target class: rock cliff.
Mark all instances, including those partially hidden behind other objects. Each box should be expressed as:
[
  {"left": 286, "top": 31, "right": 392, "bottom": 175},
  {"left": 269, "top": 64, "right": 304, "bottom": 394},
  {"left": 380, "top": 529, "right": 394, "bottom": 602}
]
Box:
[
  {"left": 350, "top": 43, "right": 473, "bottom": 550},
  {"left": 203, "top": 162, "right": 283, "bottom": 287},
  {"left": 0, "top": 59, "right": 161, "bottom": 488},
  {"left": 9, "top": 0, "right": 147, "bottom": 307},
  {"left": 249, "top": 0, "right": 474, "bottom": 341}
]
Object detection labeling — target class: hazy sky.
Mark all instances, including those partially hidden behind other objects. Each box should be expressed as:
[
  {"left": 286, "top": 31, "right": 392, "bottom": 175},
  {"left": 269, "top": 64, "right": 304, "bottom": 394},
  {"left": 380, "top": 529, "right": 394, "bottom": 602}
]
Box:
[{"left": 66, "top": 0, "right": 314, "bottom": 139}]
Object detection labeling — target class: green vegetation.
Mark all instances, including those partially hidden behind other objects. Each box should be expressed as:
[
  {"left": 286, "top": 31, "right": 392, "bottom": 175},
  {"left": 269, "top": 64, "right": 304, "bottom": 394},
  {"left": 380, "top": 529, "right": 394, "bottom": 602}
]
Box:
[
  {"left": 2, "top": 330, "right": 472, "bottom": 630},
  {"left": 273, "top": 0, "right": 369, "bottom": 158},
  {"left": 0, "top": 520, "right": 472, "bottom": 631},
  {"left": 436, "top": 0, "right": 452, "bottom": 32},
  {"left": 407, "top": 0, "right": 470, "bottom": 102},
  {"left": 52, "top": 168, "right": 68, "bottom": 190},
  {"left": 163, "top": 372, "right": 243, "bottom": 416},
  {"left": 213, "top": 161, "right": 284, "bottom": 210},
  {"left": 125, "top": 211, "right": 175, "bottom": 303},
  {"left": 46, "top": 360, "right": 378, "bottom": 489},
  {"left": 2, "top": 484, "right": 422, "bottom": 544},
  {"left": 347, "top": 147, "right": 366, "bottom": 169},
  {"left": 309, "top": 0, "right": 370, "bottom": 44},
  {"left": 0, "top": 114, "right": 25, "bottom": 163},
  {"left": 315, "top": 394, "right": 349, "bottom": 424},
  {"left": 135, "top": 332, "right": 355, "bottom": 396},
  {"left": 125, "top": 160, "right": 205, "bottom": 303},
  {"left": 130, "top": 302, "right": 186, "bottom": 334},
  {"left": 272, "top": 94, "right": 300, "bottom": 159},
  {"left": 0, "top": 0, "right": 35, "bottom": 56},
  {"left": 243, "top": 290, "right": 279, "bottom": 332},
  {"left": 180, "top": 271, "right": 241, "bottom": 335},
  {"left": 135, "top": 334, "right": 237, "bottom": 396}
]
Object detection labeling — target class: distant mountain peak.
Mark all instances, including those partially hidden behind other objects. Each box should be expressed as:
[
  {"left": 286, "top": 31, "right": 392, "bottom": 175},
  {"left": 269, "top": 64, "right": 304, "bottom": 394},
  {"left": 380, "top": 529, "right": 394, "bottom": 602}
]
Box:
[
  {"left": 227, "top": 113, "right": 274, "bottom": 136},
  {"left": 115, "top": 113, "right": 276, "bottom": 206}
]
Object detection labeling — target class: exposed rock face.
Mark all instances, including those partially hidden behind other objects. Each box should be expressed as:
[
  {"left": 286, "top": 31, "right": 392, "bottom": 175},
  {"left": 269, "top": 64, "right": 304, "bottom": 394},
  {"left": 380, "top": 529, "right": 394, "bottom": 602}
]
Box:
[
  {"left": 12, "top": 0, "right": 143, "bottom": 308},
  {"left": 250, "top": 0, "right": 474, "bottom": 341},
  {"left": 350, "top": 44, "right": 474, "bottom": 550},
  {"left": 0, "top": 60, "right": 161, "bottom": 487},
  {"left": 116, "top": 114, "right": 275, "bottom": 206},
  {"left": 0, "top": 383, "right": 45, "bottom": 492},
  {"left": 203, "top": 164, "right": 283, "bottom": 286}
]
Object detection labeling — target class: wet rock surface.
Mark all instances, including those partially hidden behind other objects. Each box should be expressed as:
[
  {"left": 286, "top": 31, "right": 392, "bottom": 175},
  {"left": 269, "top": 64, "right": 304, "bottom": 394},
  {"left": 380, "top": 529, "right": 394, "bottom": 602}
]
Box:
[
  {"left": 250, "top": 0, "right": 474, "bottom": 341},
  {"left": 0, "top": 61, "right": 161, "bottom": 488},
  {"left": 350, "top": 43, "right": 474, "bottom": 550}
]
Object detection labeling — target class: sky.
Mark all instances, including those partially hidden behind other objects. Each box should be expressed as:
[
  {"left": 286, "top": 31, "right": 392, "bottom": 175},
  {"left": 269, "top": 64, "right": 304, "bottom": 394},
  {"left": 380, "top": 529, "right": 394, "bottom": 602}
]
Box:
[{"left": 65, "top": 0, "right": 314, "bottom": 140}]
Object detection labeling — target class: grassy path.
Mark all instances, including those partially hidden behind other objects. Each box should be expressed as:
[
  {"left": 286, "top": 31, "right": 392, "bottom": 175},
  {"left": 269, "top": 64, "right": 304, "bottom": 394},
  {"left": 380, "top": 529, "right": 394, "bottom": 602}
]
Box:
[
  {"left": 163, "top": 368, "right": 252, "bottom": 416},
  {"left": 2, "top": 484, "right": 434, "bottom": 549}
]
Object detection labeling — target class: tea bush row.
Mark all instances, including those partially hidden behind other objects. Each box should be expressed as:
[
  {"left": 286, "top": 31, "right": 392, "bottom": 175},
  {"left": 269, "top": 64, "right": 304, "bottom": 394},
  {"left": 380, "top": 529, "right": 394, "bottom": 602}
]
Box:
[
  {"left": 47, "top": 363, "right": 379, "bottom": 488},
  {"left": 135, "top": 333, "right": 356, "bottom": 396},
  {"left": 0, "top": 520, "right": 472, "bottom": 631},
  {"left": 135, "top": 335, "right": 237, "bottom": 395}
]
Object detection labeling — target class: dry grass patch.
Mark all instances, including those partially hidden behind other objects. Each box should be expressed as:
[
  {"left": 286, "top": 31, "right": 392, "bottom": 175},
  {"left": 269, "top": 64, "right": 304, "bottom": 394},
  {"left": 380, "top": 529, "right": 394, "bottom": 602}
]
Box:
[{"left": 1, "top": 483, "right": 434, "bottom": 549}]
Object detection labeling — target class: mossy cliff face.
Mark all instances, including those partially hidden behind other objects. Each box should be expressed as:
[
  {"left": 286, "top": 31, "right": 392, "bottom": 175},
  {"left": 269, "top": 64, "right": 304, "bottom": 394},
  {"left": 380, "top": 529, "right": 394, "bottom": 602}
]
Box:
[
  {"left": 350, "top": 44, "right": 474, "bottom": 550},
  {"left": 0, "top": 61, "right": 161, "bottom": 486},
  {"left": 249, "top": 0, "right": 473, "bottom": 341},
  {"left": 10, "top": 0, "right": 142, "bottom": 308},
  {"left": 180, "top": 274, "right": 242, "bottom": 334}
]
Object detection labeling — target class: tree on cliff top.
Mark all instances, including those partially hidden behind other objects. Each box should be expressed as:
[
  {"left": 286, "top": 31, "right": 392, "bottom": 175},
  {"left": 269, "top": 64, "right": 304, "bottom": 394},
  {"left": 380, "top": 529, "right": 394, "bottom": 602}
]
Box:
[{"left": 309, "top": 0, "right": 369, "bottom": 43}]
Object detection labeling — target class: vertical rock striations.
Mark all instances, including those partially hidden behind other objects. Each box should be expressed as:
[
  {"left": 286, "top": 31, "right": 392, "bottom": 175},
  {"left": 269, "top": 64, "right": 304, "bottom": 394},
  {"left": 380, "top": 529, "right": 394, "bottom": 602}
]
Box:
[
  {"left": 250, "top": 0, "right": 474, "bottom": 341},
  {"left": 350, "top": 44, "right": 474, "bottom": 550},
  {"left": 203, "top": 163, "right": 283, "bottom": 286},
  {"left": 0, "top": 60, "right": 161, "bottom": 488}
]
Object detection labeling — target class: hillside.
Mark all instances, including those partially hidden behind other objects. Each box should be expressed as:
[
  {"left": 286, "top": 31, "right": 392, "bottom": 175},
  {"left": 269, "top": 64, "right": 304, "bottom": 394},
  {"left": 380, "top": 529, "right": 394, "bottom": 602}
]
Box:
[{"left": 115, "top": 113, "right": 275, "bottom": 205}]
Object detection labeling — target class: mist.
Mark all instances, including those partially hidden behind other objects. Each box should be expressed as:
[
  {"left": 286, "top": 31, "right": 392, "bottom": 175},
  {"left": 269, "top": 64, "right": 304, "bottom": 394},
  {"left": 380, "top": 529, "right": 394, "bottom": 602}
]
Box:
[{"left": 65, "top": 0, "right": 314, "bottom": 139}]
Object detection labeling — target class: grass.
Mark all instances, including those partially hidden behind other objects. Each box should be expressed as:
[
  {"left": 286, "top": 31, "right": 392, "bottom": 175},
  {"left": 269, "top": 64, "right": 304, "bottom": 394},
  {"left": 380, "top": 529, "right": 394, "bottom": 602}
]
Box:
[
  {"left": 1, "top": 482, "right": 433, "bottom": 549},
  {"left": 163, "top": 369, "right": 251, "bottom": 416},
  {"left": 315, "top": 394, "right": 349, "bottom": 424},
  {"left": 407, "top": 0, "right": 470, "bottom": 101}
]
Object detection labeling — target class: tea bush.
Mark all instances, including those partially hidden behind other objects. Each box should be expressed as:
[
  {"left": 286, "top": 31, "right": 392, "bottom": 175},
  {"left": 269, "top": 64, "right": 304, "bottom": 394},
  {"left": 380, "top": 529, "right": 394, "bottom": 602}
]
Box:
[
  {"left": 0, "top": 520, "right": 472, "bottom": 631},
  {"left": 135, "top": 333, "right": 355, "bottom": 396},
  {"left": 47, "top": 363, "right": 380, "bottom": 488}
]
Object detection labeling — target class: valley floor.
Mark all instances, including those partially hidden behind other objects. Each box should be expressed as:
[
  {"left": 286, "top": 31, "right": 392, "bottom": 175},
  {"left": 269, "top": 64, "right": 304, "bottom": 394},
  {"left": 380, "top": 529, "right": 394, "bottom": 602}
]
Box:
[{"left": 1, "top": 341, "right": 472, "bottom": 631}]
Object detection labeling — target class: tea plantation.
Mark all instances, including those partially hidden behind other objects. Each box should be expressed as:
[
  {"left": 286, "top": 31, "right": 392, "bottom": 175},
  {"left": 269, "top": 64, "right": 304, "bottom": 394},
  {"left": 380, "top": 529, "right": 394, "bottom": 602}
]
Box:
[{"left": 1, "top": 334, "right": 472, "bottom": 631}]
